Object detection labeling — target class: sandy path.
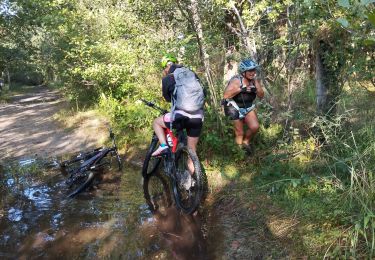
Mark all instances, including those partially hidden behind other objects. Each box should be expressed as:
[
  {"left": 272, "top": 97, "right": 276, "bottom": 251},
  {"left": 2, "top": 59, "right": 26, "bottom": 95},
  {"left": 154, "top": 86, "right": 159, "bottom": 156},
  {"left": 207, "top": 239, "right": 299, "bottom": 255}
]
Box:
[{"left": 0, "top": 87, "right": 104, "bottom": 160}]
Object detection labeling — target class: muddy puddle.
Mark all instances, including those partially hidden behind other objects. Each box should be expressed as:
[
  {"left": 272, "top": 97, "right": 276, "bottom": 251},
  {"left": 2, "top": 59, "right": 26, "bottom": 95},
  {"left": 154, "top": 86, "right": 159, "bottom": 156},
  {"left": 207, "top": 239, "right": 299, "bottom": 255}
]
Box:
[{"left": 0, "top": 157, "right": 215, "bottom": 259}]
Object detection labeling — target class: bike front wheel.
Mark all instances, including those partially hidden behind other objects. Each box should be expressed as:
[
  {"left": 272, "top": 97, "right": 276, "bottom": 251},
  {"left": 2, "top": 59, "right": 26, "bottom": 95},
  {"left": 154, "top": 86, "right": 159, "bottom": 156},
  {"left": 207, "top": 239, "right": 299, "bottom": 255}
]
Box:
[
  {"left": 142, "top": 136, "right": 162, "bottom": 178},
  {"left": 66, "top": 170, "right": 96, "bottom": 198},
  {"left": 172, "top": 146, "right": 203, "bottom": 214},
  {"left": 143, "top": 172, "right": 172, "bottom": 213}
]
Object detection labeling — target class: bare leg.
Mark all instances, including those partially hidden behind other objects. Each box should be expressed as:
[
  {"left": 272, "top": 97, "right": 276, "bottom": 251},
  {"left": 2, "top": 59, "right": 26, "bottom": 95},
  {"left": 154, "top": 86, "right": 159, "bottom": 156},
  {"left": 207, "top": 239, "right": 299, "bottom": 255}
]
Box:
[
  {"left": 242, "top": 110, "right": 259, "bottom": 146},
  {"left": 187, "top": 136, "right": 199, "bottom": 174},
  {"left": 153, "top": 115, "right": 167, "bottom": 144},
  {"left": 233, "top": 119, "right": 244, "bottom": 145}
]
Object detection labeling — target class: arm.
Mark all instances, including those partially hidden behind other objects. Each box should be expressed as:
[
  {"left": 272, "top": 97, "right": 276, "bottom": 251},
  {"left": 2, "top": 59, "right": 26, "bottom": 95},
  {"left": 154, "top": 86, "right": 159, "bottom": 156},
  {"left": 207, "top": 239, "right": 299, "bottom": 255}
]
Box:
[
  {"left": 162, "top": 75, "right": 175, "bottom": 102},
  {"left": 223, "top": 78, "right": 242, "bottom": 99},
  {"left": 254, "top": 79, "right": 264, "bottom": 99}
]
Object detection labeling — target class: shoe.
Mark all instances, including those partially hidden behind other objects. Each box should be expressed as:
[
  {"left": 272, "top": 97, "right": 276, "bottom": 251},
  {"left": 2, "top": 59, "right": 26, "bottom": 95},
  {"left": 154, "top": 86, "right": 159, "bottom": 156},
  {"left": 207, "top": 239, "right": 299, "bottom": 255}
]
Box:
[
  {"left": 242, "top": 143, "right": 253, "bottom": 155},
  {"left": 179, "top": 170, "right": 195, "bottom": 190},
  {"left": 152, "top": 145, "right": 169, "bottom": 156}
]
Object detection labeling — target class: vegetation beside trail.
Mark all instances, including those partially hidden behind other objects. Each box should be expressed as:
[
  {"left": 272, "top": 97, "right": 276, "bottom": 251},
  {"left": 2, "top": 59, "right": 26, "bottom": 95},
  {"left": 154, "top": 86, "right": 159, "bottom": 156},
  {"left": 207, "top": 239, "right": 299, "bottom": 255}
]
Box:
[{"left": 1, "top": 0, "right": 374, "bottom": 258}]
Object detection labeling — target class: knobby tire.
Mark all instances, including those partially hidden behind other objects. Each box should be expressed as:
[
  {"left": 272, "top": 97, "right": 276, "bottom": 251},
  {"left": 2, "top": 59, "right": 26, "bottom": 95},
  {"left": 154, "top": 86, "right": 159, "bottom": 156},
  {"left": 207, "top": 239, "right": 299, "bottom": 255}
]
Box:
[
  {"left": 173, "top": 146, "right": 203, "bottom": 215},
  {"left": 67, "top": 171, "right": 96, "bottom": 198},
  {"left": 143, "top": 172, "right": 172, "bottom": 213},
  {"left": 142, "top": 136, "right": 161, "bottom": 178}
]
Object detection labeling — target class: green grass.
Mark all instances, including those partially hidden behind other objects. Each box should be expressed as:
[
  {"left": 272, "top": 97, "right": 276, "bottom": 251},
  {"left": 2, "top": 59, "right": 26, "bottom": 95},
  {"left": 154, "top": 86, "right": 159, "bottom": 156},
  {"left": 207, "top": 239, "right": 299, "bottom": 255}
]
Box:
[{"left": 52, "top": 81, "right": 375, "bottom": 258}]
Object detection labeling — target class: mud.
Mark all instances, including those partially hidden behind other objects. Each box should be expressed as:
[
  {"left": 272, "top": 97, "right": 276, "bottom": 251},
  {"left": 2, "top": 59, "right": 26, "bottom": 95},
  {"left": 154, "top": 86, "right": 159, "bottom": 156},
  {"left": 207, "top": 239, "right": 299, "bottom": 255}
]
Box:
[{"left": 0, "top": 158, "right": 213, "bottom": 259}]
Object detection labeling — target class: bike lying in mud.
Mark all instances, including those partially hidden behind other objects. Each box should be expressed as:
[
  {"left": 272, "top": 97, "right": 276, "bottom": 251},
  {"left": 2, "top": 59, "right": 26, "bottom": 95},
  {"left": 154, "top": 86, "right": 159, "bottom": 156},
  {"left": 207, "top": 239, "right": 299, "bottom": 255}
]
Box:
[
  {"left": 141, "top": 99, "right": 204, "bottom": 215},
  {"left": 60, "top": 127, "right": 122, "bottom": 197}
]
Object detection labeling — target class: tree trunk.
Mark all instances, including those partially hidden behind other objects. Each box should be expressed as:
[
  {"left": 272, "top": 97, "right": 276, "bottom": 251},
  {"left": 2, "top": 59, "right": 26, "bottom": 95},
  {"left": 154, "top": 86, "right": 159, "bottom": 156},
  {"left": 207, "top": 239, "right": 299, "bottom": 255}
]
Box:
[
  {"left": 5, "top": 67, "right": 10, "bottom": 91},
  {"left": 230, "top": 2, "right": 257, "bottom": 60},
  {"left": 286, "top": 5, "right": 292, "bottom": 110},
  {"left": 315, "top": 46, "right": 327, "bottom": 114},
  {"left": 188, "top": 0, "right": 218, "bottom": 108},
  {"left": 223, "top": 46, "right": 238, "bottom": 86}
]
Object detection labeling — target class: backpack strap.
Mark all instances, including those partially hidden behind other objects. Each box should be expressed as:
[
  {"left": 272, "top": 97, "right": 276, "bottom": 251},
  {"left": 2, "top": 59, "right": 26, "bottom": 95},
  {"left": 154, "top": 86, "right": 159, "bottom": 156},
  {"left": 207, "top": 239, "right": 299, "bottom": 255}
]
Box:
[
  {"left": 223, "top": 75, "right": 245, "bottom": 110},
  {"left": 170, "top": 67, "right": 183, "bottom": 131},
  {"left": 238, "top": 75, "right": 244, "bottom": 88},
  {"left": 226, "top": 99, "right": 241, "bottom": 111},
  {"left": 170, "top": 84, "right": 178, "bottom": 131},
  {"left": 167, "top": 67, "right": 180, "bottom": 131}
]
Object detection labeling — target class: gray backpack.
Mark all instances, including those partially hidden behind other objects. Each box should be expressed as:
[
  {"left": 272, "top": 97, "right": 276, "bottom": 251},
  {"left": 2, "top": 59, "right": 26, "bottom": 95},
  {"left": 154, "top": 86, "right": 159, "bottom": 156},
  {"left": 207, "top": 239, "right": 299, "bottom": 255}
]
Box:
[{"left": 172, "top": 67, "right": 204, "bottom": 113}]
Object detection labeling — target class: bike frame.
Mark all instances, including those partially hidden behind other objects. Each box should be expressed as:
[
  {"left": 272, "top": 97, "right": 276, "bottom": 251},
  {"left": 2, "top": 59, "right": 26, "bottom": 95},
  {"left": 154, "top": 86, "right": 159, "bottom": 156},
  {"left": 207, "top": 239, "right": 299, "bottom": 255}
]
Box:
[
  {"left": 142, "top": 99, "right": 187, "bottom": 179},
  {"left": 164, "top": 127, "right": 178, "bottom": 153},
  {"left": 141, "top": 99, "right": 182, "bottom": 154},
  {"left": 79, "top": 147, "right": 115, "bottom": 171},
  {"left": 142, "top": 99, "right": 203, "bottom": 214},
  {"left": 65, "top": 128, "right": 120, "bottom": 178}
]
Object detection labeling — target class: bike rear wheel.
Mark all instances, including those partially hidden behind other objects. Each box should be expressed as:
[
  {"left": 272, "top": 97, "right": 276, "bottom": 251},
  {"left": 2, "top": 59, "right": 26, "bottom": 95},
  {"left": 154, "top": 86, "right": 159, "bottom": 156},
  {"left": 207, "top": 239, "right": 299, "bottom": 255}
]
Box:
[
  {"left": 172, "top": 146, "right": 203, "bottom": 214},
  {"left": 142, "top": 136, "right": 162, "bottom": 178},
  {"left": 67, "top": 170, "right": 96, "bottom": 198}
]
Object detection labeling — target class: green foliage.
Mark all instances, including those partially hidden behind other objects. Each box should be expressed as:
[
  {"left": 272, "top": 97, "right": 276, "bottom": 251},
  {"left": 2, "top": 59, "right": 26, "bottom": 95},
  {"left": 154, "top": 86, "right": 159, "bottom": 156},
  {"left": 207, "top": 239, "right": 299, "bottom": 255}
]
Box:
[
  {"left": 254, "top": 95, "right": 375, "bottom": 257},
  {"left": 1, "top": 0, "right": 374, "bottom": 257},
  {"left": 199, "top": 110, "right": 235, "bottom": 159}
]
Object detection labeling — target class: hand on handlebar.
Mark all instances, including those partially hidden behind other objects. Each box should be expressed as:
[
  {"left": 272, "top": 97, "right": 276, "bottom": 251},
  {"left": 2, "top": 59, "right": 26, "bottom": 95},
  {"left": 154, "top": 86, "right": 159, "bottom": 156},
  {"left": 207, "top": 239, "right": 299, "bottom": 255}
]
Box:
[{"left": 140, "top": 99, "right": 168, "bottom": 114}]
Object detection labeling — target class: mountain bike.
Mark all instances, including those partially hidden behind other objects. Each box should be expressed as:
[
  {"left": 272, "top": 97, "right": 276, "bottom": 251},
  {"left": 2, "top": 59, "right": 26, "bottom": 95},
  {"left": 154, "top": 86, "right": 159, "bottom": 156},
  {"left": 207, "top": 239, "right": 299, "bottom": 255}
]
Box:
[
  {"left": 141, "top": 99, "right": 203, "bottom": 214},
  {"left": 60, "top": 127, "right": 122, "bottom": 198}
]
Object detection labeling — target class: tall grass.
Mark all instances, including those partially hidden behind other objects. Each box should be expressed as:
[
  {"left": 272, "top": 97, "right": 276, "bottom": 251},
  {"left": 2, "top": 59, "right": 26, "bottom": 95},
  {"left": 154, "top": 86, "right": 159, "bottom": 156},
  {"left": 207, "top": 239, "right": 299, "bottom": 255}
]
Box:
[
  {"left": 312, "top": 106, "right": 375, "bottom": 257},
  {"left": 345, "top": 130, "right": 375, "bottom": 258}
]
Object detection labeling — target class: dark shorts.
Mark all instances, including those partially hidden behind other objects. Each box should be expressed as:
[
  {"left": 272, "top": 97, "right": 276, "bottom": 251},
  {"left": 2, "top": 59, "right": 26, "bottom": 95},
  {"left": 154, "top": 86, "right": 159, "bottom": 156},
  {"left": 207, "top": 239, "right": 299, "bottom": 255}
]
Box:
[{"left": 164, "top": 113, "right": 203, "bottom": 138}]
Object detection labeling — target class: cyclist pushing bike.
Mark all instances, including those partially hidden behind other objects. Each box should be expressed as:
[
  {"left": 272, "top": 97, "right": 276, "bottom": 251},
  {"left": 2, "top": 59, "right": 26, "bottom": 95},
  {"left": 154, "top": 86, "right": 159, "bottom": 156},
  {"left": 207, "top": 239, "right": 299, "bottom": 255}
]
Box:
[
  {"left": 152, "top": 54, "right": 204, "bottom": 165},
  {"left": 141, "top": 54, "right": 205, "bottom": 214}
]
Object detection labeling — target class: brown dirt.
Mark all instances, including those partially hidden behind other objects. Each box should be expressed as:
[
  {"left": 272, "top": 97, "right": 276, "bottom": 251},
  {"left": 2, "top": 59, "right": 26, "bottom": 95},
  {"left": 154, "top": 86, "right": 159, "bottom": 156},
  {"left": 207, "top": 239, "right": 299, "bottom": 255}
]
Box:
[
  {"left": 207, "top": 183, "right": 302, "bottom": 259},
  {"left": 0, "top": 86, "right": 106, "bottom": 160}
]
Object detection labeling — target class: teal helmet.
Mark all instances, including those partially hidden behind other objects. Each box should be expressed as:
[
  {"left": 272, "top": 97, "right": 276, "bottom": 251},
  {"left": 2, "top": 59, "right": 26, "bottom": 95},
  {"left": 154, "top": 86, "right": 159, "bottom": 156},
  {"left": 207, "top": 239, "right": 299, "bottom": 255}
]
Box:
[
  {"left": 161, "top": 54, "right": 178, "bottom": 68},
  {"left": 238, "top": 58, "right": 258, "bottom": 74}
]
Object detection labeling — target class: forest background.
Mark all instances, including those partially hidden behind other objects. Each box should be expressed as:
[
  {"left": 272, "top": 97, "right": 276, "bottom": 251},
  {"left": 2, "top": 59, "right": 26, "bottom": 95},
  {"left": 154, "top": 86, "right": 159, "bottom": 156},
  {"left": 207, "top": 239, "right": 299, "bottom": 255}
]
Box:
[{"left": 1, "top": 0, "right": 374, "bottom": 258}]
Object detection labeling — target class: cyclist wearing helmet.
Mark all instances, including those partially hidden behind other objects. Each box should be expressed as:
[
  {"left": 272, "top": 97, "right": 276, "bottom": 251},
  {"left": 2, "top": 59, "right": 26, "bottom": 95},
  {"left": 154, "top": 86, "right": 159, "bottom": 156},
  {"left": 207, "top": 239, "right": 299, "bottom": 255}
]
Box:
[
  {"left": 223, "top": 58, "right": 264, "bottom": 153},
  {"left": 152, "top": 54, "right": 204, "bottom": 157}
]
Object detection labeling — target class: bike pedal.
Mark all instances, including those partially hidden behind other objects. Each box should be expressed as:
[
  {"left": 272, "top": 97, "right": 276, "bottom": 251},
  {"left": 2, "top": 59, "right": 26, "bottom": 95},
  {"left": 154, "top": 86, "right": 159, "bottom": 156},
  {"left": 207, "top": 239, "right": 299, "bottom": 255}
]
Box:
[{"left": 155, "top": 151, "right": 170, "bottom": 158}]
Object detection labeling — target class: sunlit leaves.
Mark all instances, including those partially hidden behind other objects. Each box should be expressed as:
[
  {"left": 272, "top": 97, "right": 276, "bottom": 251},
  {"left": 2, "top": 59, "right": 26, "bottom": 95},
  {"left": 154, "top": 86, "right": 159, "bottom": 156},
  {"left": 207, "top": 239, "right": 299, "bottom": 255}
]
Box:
[
  {"left": 360, "top": 0, "right": 375, "bottom": 6},
  {"left": 368, "top": 11, "right": 375, "bottom": 26},
  {"left": 337, "top": 17, "right": 350, "bottom": 27},
  {"left": 338, "top": 0, "right": 351, "bottom": 8}
]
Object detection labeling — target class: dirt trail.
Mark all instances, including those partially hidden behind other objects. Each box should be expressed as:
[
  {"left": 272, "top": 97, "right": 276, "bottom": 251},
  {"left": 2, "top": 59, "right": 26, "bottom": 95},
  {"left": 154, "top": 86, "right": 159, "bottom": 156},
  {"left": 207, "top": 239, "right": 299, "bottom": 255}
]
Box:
[{"left": 0, "top": 86, "right": 104, "bottom": 160}]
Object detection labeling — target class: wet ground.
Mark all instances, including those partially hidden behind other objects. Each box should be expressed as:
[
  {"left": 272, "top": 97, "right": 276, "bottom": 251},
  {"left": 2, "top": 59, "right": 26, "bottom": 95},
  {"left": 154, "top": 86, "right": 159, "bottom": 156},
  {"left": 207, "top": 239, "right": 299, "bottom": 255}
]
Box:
[{"left": 0, "top": 157, "right": 213, "bottom": 259}]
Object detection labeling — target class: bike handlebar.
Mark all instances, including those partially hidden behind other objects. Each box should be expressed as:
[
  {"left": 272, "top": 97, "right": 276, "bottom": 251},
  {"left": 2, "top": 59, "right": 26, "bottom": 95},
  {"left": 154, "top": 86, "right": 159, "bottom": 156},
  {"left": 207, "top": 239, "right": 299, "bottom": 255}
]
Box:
[
  {"left": 140, "top": 99, "right": 168, "bottom": 114},
  {"left": 107, "top": 126, "right": 117, "bottom": 149}
]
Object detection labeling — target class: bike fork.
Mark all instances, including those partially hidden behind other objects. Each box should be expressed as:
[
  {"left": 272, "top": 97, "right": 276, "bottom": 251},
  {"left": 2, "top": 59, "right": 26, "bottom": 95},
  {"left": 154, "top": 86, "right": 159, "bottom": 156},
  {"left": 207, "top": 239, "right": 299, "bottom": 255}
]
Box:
[{"left": 163, "top": 152, "right": 175, "bottom": 178}]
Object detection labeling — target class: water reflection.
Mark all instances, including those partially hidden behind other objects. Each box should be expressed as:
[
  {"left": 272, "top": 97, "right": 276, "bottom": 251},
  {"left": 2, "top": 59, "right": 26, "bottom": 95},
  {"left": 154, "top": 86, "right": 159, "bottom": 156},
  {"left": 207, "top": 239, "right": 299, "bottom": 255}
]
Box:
[
  {"left": 0, "top": 157, "right": 212, "bottom": 259},
  {"left": 143, "top": 172, "right": 208, "bottom": 259},
  {"left": 24, "top": 186, "right": 52, "bottom": 209},
  {"left": 6, "top": 178, "right": 14, "bottom": 186},
  {"left": 154, "top": 207, "right": 207, "bottom": 259},
  {"left": 18, "top": 158, "right": 36, "bottom": 167},
  {"left": 7, "top": 207, "right": 23, "bottom": 222}
]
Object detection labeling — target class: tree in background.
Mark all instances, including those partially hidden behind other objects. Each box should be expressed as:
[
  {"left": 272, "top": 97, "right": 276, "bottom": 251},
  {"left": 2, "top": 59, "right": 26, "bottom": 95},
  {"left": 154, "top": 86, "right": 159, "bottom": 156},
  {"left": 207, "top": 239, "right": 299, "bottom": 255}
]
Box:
[{"left": 0, "top": 0, "right": 374, "bottom": 256}]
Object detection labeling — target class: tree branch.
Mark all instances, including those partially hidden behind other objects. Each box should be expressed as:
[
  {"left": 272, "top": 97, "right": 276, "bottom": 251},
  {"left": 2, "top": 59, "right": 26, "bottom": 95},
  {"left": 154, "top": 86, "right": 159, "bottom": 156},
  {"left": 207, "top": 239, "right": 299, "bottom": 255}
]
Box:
[
  {"left": 225, "top": 22, "right": 241, "bottom": 37},
  {"left": 230, "top": 2, "right": 248, "bottom": 37}
]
